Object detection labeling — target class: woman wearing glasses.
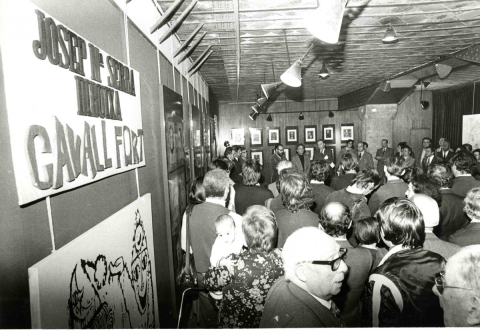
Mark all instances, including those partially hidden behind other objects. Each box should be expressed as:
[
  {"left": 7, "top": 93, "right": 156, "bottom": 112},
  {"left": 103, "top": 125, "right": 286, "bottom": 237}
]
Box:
[{"left": 363, "top": 198, "right": 446, "bottom": 327}]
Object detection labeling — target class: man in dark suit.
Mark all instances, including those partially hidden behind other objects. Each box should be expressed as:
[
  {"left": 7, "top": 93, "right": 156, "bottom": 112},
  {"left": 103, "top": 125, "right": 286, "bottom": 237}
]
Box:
[
  {"left": 418, "top": 137, "right": 432, "bottom": 165},
  {"left": 291, "top": 143, "right": 311, "bottom": 176},
  {"left": 436, "top": 139, "right": 454, "bottom": 163},
  {"left": 260, "top": 227, "right": 347, "bottom": 328},
  {"left": 421, "top": 146, "right": 439, "bottom": 174},
  {"left": 449, "top": 187, "right": 480, "bottom": 246},
  {"left": 450, "top": 151, "right": 480, "bottom": 197},
  {"left": 357, "top": 141, "right": 374, "bottom": 171},
  {"left": 428, "top": 164, "right": 469, "bottom": 240},
  {"left": 375, "top": 139, "right": 394, "bottom": 182},
  {"left": 314, "top": 139, "right": 335, "bottom": 178}
]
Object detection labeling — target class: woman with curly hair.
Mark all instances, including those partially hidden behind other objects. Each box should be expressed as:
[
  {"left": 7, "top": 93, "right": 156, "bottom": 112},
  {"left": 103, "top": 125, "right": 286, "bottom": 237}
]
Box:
[
  {"left": 274, "top": 172, "right": 318, "bottom": 248},
  {"left": 202, "top": 206, "right": 284, "bottom": 328}
]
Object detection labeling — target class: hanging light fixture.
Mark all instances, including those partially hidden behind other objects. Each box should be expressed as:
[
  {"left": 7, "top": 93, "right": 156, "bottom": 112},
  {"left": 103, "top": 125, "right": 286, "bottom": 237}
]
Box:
[
  {"left": 261, "top": 81, "right": 282, "bottom": 99},
  {"left": 379, "top": 80, "right": 391, "bottom": 92},
  {"left": 382, "top": 24, "right": 399, "bottom": 44},
  {"left": 266, "top": 114, "right": 273, "bottom": 122},
  {"left": 251, "top": 104, "right": 261, "bottom": 113},
  {"left": 303, "top": 0, "right": 347, "bottom": 44},
  {"left": 435, "top": 62, "right": 452, "bottom": 79},
  {"left": 281, "top": 43, "right": 314, "bottom": 87},
  {"left": 318, "top": 61, "right": 330, "bottom": 79},
  {"left": 249, "top": 111, "right": 258, "bottom": 121},
  {"left": 328, "top": 111, "right": 335, "bottom": 118},
  {"left": 299, "top": 112, "right": 305, "bottom": 121},
  {"left": 420, "top": 81, "right": 430, "bottom": 110}
]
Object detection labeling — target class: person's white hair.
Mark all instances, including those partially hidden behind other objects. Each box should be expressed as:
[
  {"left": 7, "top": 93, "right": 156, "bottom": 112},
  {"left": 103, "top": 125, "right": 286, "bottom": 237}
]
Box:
[
  {"left": 282, "top": 227, "right": 336, "bottom": 281},
  {"left": 409, "top": 193, "right": 439, "bottom": 228},
  {"left": 447, "top": 245, "right": 480, "bottom": 293},
  {"left": 277, "top": 160, "right": 293, "bottom": 174}
]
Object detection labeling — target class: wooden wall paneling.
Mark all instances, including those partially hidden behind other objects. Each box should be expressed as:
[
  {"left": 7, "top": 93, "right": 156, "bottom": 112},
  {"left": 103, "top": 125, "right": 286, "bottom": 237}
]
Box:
[{"left": 174, "top": 68, "right": 181, "bottom": 94}]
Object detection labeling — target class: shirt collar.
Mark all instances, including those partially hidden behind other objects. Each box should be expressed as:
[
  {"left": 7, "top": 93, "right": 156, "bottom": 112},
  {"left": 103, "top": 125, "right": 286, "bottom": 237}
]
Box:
[
  {"left": 310, "top": 180, "right": 324, "bottom": 184},
  {"left": 205, "top": 197, "right": 226, "bottom": 206},
  {"left": 309, "top": 293, "right": 332, "bottom": 310},
  {"left": 457, "top": 174, "right": 473, "bottom": 177},
  {"left": 378, "top": 244, "right": 408, "bottom": 267}
]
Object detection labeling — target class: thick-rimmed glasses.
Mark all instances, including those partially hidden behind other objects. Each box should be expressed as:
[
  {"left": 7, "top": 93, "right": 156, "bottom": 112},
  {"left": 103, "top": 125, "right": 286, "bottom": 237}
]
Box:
[
  {"left": 434, "top": 271, "right": 473, "bottom": 295},
  {"left": 299, "top": 248, "right": 347, "bottom": 271}
]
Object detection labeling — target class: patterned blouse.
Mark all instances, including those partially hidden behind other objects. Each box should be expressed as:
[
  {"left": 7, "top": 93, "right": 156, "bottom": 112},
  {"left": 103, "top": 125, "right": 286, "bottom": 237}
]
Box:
[{"left": 202, "top": 248, "right": 284, "bottom": 328}]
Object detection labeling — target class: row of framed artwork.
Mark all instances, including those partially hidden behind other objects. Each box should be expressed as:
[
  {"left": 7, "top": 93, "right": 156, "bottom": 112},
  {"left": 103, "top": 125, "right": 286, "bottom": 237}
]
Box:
[
  {"left": 231, "top": 124, "right": 354, "bottom": 147},
  {"left": 248, "top": 145, "right": 336, "bottom": 166}
]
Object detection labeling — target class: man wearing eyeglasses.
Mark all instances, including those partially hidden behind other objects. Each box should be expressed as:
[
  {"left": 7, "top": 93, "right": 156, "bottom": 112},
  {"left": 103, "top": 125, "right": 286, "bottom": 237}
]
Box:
[
  {"left": 260, "top": 227, "right": 348, "bottom": 328},
  {"left": 433, "top": 245, "right": 480, "bottom": 327}
]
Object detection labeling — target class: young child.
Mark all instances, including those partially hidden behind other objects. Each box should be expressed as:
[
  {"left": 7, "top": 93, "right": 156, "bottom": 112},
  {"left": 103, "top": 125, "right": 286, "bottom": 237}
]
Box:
[{"left": 209, "top": 214, "right": 245, "bottom": 305}]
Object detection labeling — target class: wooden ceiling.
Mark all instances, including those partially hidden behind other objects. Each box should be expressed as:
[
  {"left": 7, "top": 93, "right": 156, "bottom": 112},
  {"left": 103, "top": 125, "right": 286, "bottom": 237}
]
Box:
[{"left": 157, "top": 0, "right": 480, "bottom": 103}]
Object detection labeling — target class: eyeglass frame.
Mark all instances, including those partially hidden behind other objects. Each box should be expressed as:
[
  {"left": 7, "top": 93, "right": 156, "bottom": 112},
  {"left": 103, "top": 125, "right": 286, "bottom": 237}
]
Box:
[
  {"left": 297, "top": 248, "right": 347, "bottom": 271},
  {"left": 434, "top": 271, "right": 473, "bottom": 295}
]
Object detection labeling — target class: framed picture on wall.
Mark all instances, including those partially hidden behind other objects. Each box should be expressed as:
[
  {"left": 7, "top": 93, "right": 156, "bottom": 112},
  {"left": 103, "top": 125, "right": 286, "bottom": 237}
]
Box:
[
  {"left": 341, "top": 124, "right": 354, "bottom": 142},
  {"left": 251, "top": 150, "right": 264, "bottom": 165},
  {"left": 325, "top": 146, "right": 336, "bottom": 165},
  {"left": 268, "top": 127, "right": 281, "bottom": 146},
  {"left": 304, "top": 125, "right": 317, "bottom": 143},
  {"left": 305, "top": 147, "right": 315, "bottom": 161},
  {"left": 285, "top": 126, "right": 298, "bottom": 144},
  {"left": 249, "top": 128, "right": 263, "bottom": 147},
  {"left": 231, "top": 128, "right": 245, "bottom": 145},
  {"left": 322, "top": 124, "right": 336, "bottom": 144}
]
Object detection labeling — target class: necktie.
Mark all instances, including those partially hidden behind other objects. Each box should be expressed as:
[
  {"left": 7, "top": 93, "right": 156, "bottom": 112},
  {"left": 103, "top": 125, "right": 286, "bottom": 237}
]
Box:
[
  {"left": 359, "top": 153, "right": 362, "bottom": 159},
  {"left": 382, "top": 148, "right": 385, "bottom": 155},
  {"left": 330, "top": 301, "right": 346, "bottom": 326},
  {"left": 443, "top": 151, "right": 446, "bottom": 159}
]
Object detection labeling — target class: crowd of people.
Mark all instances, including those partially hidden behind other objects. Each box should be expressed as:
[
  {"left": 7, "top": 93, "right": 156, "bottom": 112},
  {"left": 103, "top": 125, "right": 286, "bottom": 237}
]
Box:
[{"left": 180, "top": 136, "right": 480, "bottom": 328}]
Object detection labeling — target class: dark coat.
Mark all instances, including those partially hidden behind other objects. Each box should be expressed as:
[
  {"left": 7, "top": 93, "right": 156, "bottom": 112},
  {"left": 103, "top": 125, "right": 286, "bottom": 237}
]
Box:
[
  {"left": 436, "top": 149, "right": 454, "bottom": 163},
  {"left": 423, "top": 232, "right": 461, "bottom": 260},
  {"left": 449, "top": 222, "right": 480, "bottom": 247},
  {"left": 357, "top": 151, "right": 374, "bottom": 171},
  {"left": 375, "top": 147, "right": 394, "bottom": 178},
  {"left": 233, "top": 183, "right": 274, "bottom": 215},
  {"left": 451, "top": 175, "right": 480, "bottom": 197},
  {"left": 368, "top": 179, "right": 408, "bottom": 214},
  {"left": 434, "top": 188, "right": 469, "bottom": 240},
  {"left": 314, "top": 148, "right": 335, "bottom": 177},
  {"left": 291, "top": 153, "right": 311, "bottom": 176}
]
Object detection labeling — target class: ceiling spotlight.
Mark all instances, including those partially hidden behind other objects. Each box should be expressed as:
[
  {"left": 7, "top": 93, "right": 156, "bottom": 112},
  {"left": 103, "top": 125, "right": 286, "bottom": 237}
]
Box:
[
  {"left": 420, "top": 81, "right": 430, "bottom": 110},
  {"left": 281, "top": 43, "right": 314, "bottom": 87},
  {"left": 249, "top": 111, "right": 258, "bottom": 121},
  {"left": 256, "top": 97, "right": 268, "bottom": 108},
  {"left": 328, "top": 111, "right": 334, "bottom": 118},
  {"left": 435, "top": 62, "right": 452, "bottom": 79},
  {"left": 304, "top": 0, "right": 347, "bottom": 44},
  {"left": 318, "top": 61, "right": 330, "bottom": 79},
  {"left": 379, "top": 80, "right": 391, "bottom": 92},
  {"left": 266, "top": 114, "right": 273, "bottom": 122},
  {"left": 299, "top": 112, "right": 305, "bottom": 120},
  {"left": 251, "top": 104, "right": 261, "bottom": 113},
  {"left": 261, "top": 81, "right": 282, "bottom": 99},
  {"left": 382, "top": 24, "right": 399, "bottom": 44}
]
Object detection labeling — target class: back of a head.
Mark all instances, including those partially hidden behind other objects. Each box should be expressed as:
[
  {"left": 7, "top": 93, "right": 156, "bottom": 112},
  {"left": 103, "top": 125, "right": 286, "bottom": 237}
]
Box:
[
  {"left": 375, "top": 198, "right": 425, "bottom": 248},
  {"left": 242, "top": 205, "right": 277, "bottom": 253},
  {"left": 354, "top": 217, "right": 381, "bottom": 245},
  {"left": 352, "top": 169, "right": 381, "bottom": 190},
  {"left": 282, "top": 227, "right": 335, "bottom": 280},
  {"left": 411, "top": 173, "right": 442, "bottom": 206},
  {"left": 280, "top": 172, "right": 314, "bottom": 212},
  {"left": 189, "top": 176, "right": 206, "bottom": 204},
  {"left": 204, "top": 169, "right": 230, "bottom": 199},
  {"left": 242, "top": 159, "right": 261, "bottom": 186},
  {"left": 464, "top": 187, "right": 480, "bottom": 221},
  {"left": 277, "top": 160, "right": 293, "bottom": 174},
  {"left": 341, "top": 153, "right": 357, "bottom": 171},
  {"left": 224, "top": 147, "right": 233, "bottom": 158},
  {"left": 310, "top": 160, "right": 330, "bottom": 182},
  {"left": 386, "top": 155, "right": 405, "bottom": 176},
  {"left": 451, "top": 151, "right": 477, "bottom": 174},
  {"left": 428, "top": 164, "right": 454, "bottom": 189},
  {"left": 409, "top": 193, "right": 439, "bottom": 228},
  {"left": 210, "top": 158, "right": 229, "bottom": 171},
  {"left": 319, "top": 202, "right": 351, "bottom": 237},
  {"left": 276, "top": 167, "right": 298, "bottom": 191}
]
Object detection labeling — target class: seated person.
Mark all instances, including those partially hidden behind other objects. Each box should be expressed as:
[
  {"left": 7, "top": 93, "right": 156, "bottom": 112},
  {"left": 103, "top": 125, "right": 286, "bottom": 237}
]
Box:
[
  {"left": 353, "top": 217, "right": 386, "bottom": 269},
  {"left": 265, "top": 167, "right": 297, "bottom": 212},
  {"left": 268, "top": 160, "right": 293, "bottom": 197},
  {"left": 309, "top": 160, "right": 334, "bottom": 214},
  {"left": 449, "top": 187, "right": 480, "bottom": 246},
  {"left": 330, "top": 153, "right": 358, "bottom": 191}
]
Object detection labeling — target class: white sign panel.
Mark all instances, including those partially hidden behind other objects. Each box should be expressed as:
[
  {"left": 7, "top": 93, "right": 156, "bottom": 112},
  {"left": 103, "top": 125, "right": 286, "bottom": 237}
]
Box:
[
  {"left": 463, "top": 114, "right": 480, "bottom": 150},
  {"left": 0, "top": 1, "right": 145, "bottom": 205},
  {"left": 29, "top": 194, "right": 159, "bottom": 328}
]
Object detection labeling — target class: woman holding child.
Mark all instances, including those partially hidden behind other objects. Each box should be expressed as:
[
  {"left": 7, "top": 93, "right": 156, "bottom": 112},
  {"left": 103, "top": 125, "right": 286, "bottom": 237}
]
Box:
[{"left": 202, "top": 205, "right": 284, "bottom": 328}]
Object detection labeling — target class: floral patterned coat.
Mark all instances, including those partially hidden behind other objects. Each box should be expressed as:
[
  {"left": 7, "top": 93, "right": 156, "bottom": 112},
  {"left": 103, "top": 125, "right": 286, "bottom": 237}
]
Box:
[{"left": 202, "top": 248, "right": 284, "bottom": 328}]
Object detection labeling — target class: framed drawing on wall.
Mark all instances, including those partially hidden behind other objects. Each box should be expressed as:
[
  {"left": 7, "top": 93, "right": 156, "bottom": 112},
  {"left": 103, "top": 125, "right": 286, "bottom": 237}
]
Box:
[
  {"left": 251, "top": 150, "right": 264, "bottom": 165},
  {"left": 341, "top": 124, "right": 354, "bottom": 142},
  {"left": 322, "top": 124, "right": 336, "bottom": 144},
  {"left": 231, "top": 128, "right": 245, "bottom": 145},
  {"left": 285, "top": 126, "right": 298, "bottom": 144},
  {"left": 249, "top": 128, "right": 263, "bottom": 147},
  {"left": 305, "top": 147, "right": 315, "bottom": 161},
  {"left": 304, "top": 125, "right": 317, "bottom": 143},
  {"left": 268, "top": 127, "right": 281, "bottom": 146}
]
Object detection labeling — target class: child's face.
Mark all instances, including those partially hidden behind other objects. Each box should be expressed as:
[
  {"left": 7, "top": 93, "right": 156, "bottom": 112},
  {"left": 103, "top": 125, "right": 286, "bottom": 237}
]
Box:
[{"left": 216, "top": 221, "right": 235, "bottom": 244}]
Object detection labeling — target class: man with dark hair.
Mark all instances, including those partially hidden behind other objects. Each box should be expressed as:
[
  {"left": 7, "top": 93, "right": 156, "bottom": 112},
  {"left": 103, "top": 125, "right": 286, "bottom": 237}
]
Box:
[
  {"left": 319, "top": 202, "right": 372, "bottom": 326},
  {"left": 234, "top": 160, "right": 273, "bottom": 215},
  {"left": 421, "top": 145, "right": 439, "bottom": 173},
  {"left": 357, "top": 141, "right": 374, "bottom": 171},
  {"left": 291, "top": 143, "right": 311, "bottom": 176},
  {"left": 310, "top": 160, "right": 334, "bottom": 214},
  {"left": 270, "top": 144, "right": 286, "bottom": 184},
  {"left": 419, "top": 137, "right": 432, "bottom": 164},
  {"left": 325, "top": 170, "right": 380, "bottom": 221},
  {"left": 437, "top": 139, "right": 454, "bottom": 162},
  {"left": 450, "top": 151, "right": 480, "bottom": 197},
  {"left": 330, "top": 153, "right": 358, "bottom": 191},
  {"left": 337, "top": 139, "right": 355, "bottom": 172},
  {"left": 363, "top": 198, "right": 445, "bottom": 327},
  {"left": 375, "top": 139, "right": 394, "bottom": 182},
  {"left": 224, "top": 146, "right": 234, "bottom": 160},
  {"left": 230, "top": 145, "right": 244, "bottom": 183},
  {"left": 314, "top": 139, "right": 335, "bottom": 178},
  {"left": 368, "top": 155, "right": 407, "bottom": 214},
  {"left": 428, "top": 164, "right": 468, "bottom": 240},
  {"left": 449, "top": 187, "right": 480, "bottom": 246}
]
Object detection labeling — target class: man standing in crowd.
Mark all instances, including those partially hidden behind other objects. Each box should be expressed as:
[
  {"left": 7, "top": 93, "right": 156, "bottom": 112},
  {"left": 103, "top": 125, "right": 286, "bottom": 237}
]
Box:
[
  {"left": 421, "top": 145, "right": 438, "bottom": 174},
  {"left": 357, "top": 141, "right": 374, "bottom": 171},
  {"left": 428, "top": 164, "right": 469, "bottom": 240},
  {"left": 375, "top": 139, "right": 394, "bottom": 181},
  {"left": 437, "top": 139, "right": 454, "bottom": 162},
  {"left": 434, "top": 245, "right": 480, "bottom": 327},
  {"left": 230, "top": 145, "right": 244, "bottom": 183},
  {"left": 419, "top": 137, "right": 432, "bottom": 164},
  {"left": 291, "top": 143, "right": 310, "bottom": 176},
  {"left": 368, "top": 155, "right": 407, "bottom": 214},
  {"left": 337, "top": 139, "right": 355, "bottom": 172},
  {"left": 449, "top": 187, "right": 480, "bottom": 246},
  {"left": 270, "top": 144, "right": 286, "bottom": 183},
  {"left": 314, "top": 139, "right": 335, "bottom": 178},
  {"left": 450, "top": 151, "right": 480, "bottom": 197},
  {"left": 260, "top": 227, "right": 348, "bottom": 328}
]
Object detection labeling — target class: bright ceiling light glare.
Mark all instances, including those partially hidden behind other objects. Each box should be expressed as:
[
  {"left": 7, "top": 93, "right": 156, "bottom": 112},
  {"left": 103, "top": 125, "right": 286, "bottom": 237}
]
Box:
[
  {"left": 382, "top": 24, "right": 399, "bottom": 44},
  {"left": 281, "top": 59, "right": 303, "bottom": 87},
  {"left": 304, "top": 0, "right": 347, "bottom": 44},
  {"left": 318, "top": 61, "right": 330, "bottom": 79}
]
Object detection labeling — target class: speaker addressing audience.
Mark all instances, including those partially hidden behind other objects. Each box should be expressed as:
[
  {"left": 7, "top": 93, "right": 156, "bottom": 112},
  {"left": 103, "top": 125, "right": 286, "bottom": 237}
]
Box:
[
  {"left": 449, "top": 187, "right": 480, "bottom": 246},
  {"left": 357, "top": 141, "right": 374, "bottom": 171},
  {"left": 433, "top": 245, "right": 480, "bottom": 327},
  {"left": 363, "top": 198, "right": 445, "bottom": 327},
  {"left": 291, "top": 143, "right": 311, "bottom": 176},
  {"left": 450, "top": 151, "right": 480, "bottom": 197},
  {"left": 309, "top": 160, "right": 334, "bottom": 214},
  {"left": 260, "top": 227, "right": 348, "bottom": 328}
]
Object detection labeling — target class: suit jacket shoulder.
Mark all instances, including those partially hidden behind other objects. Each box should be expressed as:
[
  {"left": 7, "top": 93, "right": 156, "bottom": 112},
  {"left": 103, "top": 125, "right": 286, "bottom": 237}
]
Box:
[{"left": 449, "top": 222, "right": 480, "bottom": 246}]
